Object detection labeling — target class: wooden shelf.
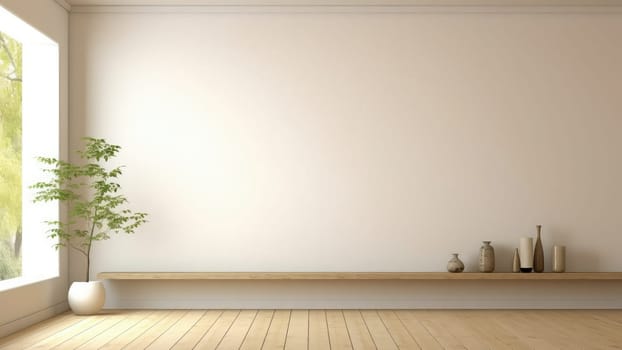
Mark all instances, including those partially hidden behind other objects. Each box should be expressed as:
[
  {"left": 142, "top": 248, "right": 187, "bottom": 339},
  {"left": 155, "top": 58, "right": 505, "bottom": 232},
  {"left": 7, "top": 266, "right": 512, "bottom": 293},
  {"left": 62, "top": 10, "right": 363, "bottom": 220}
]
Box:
[{"left": 97, "top": 272, "right": 622, "bottom": 280}]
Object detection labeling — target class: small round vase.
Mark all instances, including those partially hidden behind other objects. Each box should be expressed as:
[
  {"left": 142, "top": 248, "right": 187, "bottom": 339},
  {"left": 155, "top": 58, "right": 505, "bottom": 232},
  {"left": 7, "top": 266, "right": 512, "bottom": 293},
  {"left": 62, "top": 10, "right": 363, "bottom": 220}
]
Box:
[
  {"left": 68, "top": 281, "right": 106, "bottom": 315},
  {"left": 447, "top": 253, "right": 465, "bottom": 273},
  {"left": 479, "top": 241, "right": 495, "bottom": 273}
]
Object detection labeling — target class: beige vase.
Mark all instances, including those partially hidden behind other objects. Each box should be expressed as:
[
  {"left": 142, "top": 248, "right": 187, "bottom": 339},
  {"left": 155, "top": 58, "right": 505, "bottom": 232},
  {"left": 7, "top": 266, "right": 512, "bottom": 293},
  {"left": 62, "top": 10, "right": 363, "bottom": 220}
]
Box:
[
  {"left": 512, "top": 248, "right": 521, "bottom": 273},
  {"left": 68, "top": 281, "right": 106, "bottom": 315},
  {"left": 553, "top": 245, "right": 566, "bottom": 273},
  {"left": 479, "top": 241, "right": 495, "bottom": 273}
]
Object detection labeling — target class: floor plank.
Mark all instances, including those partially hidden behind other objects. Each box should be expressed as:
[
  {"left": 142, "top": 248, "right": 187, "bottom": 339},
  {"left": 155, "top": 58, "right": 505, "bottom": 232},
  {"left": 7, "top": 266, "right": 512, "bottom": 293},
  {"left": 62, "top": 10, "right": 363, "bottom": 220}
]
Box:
[
  {"left": 26, "top": 314, "right": 107, "bottom": 349},
  {"left": 75, "top": 310, "right": 152, "bottom": 350},
  {"left": 262, "top": 310, "right": 291, "bottom": 350},
  {"left": 394, "top": 310, "right": 443, "bottom": 350},
  {"left": 461, "top": 311, "right": 522, "bottom": 350},
  {"left": 217, "top": 310, "right": 257, "bottom": 349},
  {"left": 193, "top": 310, "right": 240, "bottom": 350},
  {"left": 99, "top": 310, "right": 172, "bottom": 350},
  {"left": 145, "top": 310, "right": 205, "bottom": 349},
  {"left": 0, "top": 313, "right": 82, "bottom": 350},
  {"left": 342, "top": 310, "right": 376, "bottom": 350},
  {"left": 326, "top": 310, "right": 353, "bottom": 350},
  {"left": 377, "top": 310, "right": 421, "bottom": 350},
  {"left": 432, "top": 311, "right": 491, "bottom": 350},
  {"left": 497, "top": 311, "right": 563, "bottom": 350},
  {"left": 239, "top": 310, "right": 273, "bottom": 350},
  {"left": 123, "top": 310, "right": 187, "bottom": 349},
  {"left": 171, "top": 310, "right": 223, "bottom": 349},
  {"left": 416, "top": 311, "right": 467, "bottom": 350},
  {"left": 285, "top": 310, "right": 308, "bottom": 350},
  {"left": 360, "top": 310, "right": 398, "bottom": 350},
  {"left": 308, "top": 310, "right": 330, "bottom": 350},
  {"left": 53, "top": 313, "right": 127, "bottom": 349}
]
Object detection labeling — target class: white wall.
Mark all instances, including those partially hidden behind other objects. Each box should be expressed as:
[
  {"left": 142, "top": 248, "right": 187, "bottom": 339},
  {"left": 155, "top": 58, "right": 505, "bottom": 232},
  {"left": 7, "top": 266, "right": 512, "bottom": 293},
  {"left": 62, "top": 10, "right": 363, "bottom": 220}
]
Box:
[
  {"left": 70, "top": 6, "right": 622, "bottom": 308},
  {"left": 0, "top": 0, "right": 69, "bottom": 337}
]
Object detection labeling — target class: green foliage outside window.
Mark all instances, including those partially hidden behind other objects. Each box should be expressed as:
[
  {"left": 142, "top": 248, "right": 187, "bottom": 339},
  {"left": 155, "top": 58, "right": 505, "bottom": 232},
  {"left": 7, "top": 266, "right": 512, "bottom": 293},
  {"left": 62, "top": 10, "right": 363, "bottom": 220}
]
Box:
[{"left": 0, "top": 31, "right": 23, "bottom": 281}]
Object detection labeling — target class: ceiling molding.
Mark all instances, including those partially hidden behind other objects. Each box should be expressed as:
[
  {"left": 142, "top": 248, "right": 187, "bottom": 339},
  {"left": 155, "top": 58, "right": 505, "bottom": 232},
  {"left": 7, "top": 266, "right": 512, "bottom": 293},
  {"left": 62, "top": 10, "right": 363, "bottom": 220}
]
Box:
[
  {"left": 70, "top": 5, "right": 622, "bottom": 14},
  {"left": 54, "top": 0, "right": 72, "bottom": 11},
  {"left": 64, "top": 0, "right": 622, "bottom": 6}
]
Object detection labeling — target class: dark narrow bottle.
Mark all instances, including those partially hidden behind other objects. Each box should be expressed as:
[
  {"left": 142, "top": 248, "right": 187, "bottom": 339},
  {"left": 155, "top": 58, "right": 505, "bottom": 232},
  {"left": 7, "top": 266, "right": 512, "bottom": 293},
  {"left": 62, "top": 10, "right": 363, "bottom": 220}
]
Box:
[{"left": 533, "top": 225, "right": 544, "bottom": 273}]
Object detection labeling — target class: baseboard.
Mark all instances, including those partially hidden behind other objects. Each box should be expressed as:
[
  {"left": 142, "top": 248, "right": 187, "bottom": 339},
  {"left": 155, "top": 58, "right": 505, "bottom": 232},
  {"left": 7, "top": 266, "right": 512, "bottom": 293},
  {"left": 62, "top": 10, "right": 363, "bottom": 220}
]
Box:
[{"left": 0, "top": 301, "right": 69, "bottom": 338}]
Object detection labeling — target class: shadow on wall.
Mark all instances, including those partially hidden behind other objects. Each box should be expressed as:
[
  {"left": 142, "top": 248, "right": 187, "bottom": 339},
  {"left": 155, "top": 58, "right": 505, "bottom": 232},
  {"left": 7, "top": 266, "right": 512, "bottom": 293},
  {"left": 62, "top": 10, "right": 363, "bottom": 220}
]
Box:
[{"left": 102, "top": 279, "right": 622, "bottom": 309}]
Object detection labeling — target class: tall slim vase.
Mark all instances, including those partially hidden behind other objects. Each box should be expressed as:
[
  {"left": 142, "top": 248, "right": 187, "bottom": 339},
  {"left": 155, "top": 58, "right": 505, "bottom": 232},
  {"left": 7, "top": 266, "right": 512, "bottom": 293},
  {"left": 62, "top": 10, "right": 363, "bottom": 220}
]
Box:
[{"left": 533, "top": 225, "right": 544, "bottom": 273}]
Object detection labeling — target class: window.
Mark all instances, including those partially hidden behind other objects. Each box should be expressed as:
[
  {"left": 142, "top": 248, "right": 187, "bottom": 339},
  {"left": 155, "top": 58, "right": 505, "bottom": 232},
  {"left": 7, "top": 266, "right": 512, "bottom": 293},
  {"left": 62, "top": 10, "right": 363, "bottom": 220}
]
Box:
[
  {"left": 0, "top": 29, "right": 22, "bottom": 281},
  {"left": 0, "top": 6, "right": 60, "bottom": 290}
]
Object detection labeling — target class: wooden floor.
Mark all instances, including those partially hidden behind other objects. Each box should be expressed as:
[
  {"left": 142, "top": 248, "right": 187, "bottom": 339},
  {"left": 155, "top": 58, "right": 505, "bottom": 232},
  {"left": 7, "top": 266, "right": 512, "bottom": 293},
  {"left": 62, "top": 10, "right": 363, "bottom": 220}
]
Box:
[{"left": 1, "top": 310, "right": 622, "bottom": 349}]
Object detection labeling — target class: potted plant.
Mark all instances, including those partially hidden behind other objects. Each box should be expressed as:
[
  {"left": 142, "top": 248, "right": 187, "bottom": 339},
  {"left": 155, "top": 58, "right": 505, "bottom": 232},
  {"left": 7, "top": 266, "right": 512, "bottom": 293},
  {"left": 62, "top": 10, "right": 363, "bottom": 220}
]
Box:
[{"left": 31, "top": 137, "right": 147, "bottom": 314}]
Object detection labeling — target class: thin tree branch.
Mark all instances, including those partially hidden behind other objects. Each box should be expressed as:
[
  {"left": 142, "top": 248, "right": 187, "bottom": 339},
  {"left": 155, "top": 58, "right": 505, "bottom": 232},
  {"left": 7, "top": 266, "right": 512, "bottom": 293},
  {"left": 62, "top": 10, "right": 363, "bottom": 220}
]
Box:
[
  {"left": 0, "top": 34, "right": 20, "bottom": 81},
  {"left": 69, "top": 243, "right": 88, "bottom": 258},
  {"left": 1, "top": 73, "right": 21, "bottom": 82},
  {"left": 85, "top": 209, "right": 98, "bottom": 282}
]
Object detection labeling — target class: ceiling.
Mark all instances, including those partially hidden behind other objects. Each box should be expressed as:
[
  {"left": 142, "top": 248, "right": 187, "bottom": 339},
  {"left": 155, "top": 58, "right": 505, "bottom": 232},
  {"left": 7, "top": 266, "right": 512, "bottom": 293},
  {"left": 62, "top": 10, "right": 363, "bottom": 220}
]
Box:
[{"left": 63, "top": 0, "right": 622, "bottom": 6}]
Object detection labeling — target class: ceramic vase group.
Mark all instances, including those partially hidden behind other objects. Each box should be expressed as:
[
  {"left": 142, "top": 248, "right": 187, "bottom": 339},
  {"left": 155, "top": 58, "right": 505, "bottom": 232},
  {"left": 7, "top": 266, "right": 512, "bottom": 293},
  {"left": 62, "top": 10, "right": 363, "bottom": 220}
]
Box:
[{"left": 447, "top": 225, "right": 566, "bottom": 273}]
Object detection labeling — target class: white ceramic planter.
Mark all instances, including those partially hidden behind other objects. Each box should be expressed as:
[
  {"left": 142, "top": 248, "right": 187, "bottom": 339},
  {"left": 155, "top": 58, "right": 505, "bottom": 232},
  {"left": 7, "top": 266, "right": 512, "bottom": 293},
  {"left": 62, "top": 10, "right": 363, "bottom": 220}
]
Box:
[{"left": 68, "top": 281, "right": 106, "bottom": 315}]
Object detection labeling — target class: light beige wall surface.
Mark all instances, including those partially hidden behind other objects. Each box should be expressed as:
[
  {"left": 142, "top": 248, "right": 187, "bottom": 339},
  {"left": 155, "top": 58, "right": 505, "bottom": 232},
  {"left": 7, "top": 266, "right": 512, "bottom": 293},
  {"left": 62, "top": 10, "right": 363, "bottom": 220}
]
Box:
[
  {"left": 0, "top": 0, "right": 69, "bottom": 336},
  {"left": 70, "top": 7, "right": 622, "bottom": 308}
]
